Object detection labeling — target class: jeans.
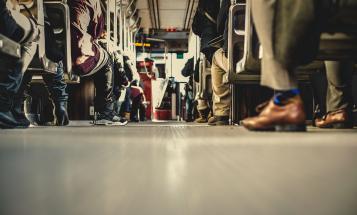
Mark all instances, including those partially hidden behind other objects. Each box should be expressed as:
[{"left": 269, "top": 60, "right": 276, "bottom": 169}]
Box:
[
  {"left": 17, "top": 61, "right": 68, "bottom": 103},
  {"left": 0, "top": 42, "right": 37, "bottom": 111}
]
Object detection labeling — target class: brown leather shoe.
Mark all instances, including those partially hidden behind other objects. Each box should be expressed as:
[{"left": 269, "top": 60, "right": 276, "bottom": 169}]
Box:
[
  {"left": 315, "top": 109, "right": 353, "bottom": 129},
  {"left": 241, "top": 96, "right": 306, "bottom": 131}
]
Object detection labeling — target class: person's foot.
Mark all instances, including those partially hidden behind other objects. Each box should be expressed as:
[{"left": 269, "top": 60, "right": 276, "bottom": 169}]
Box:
[
  {"left": 95, "top": 112, "right": 128, "bottom": 126},
  {"left": 208, "top": 115, "right": 229, "bottom": 126},
  {"left": 130, "top": 118, "right": 139, "bottom": 123},
  {"left": 53, "top": 101, "right": 69, "bottom": 126},
  {"left": 195, "top": 108, "right": 210, "bottom": 123},
  {"left": 0, "top": 111, "right": 29, "bottom": 129},
  {"left": 11, "top": 104, "right": 31, "bottom": 128},
  {"left": 315, "top": 109, "right": 353, "bottom": 129},
  {"left": 241, "top": 95, "right": 306, "bottom": 132}
]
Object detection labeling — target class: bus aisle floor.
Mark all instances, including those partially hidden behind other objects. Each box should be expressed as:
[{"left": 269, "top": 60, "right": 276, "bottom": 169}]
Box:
[{"left": 0, "top": 123, "right": 357, "bottom": 215}]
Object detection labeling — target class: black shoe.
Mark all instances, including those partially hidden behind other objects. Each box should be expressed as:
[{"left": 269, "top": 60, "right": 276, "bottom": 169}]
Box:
[
  {"left": 95, "top": 112, "right": 128, "bottom": 126},
  {"left": 208, "top": 115, "right": 229, "bottom": 126},
  {"left": 0, "top": 111, "right": 29, "bottom": 129},
  {"left": 53, "top": 101, "right": 69, "bottom": 126},
  {"left": 130, "top": 118, "right": 139, "bottom": 123}
]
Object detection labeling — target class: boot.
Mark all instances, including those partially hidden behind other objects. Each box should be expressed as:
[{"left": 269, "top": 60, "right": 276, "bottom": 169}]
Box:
[
  {"left": 0, "top": 111, "right": 28, "bottom": 129},
  {"left": 53, "top": 101, "right": 69, "bottom": 126},
  {"left": 0, "top": 97, "right": 29, "bottom": 129},
  {"left": 11, "top": 98, "right": 31, "bottom": 127},
  {"left": 195, "top": 108, "right": 210, "bottom": 123}
]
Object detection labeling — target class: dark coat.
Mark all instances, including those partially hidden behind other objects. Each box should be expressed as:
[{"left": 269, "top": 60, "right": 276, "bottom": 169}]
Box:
[
  {"left": 181, "top": 57, "right": 194, "bottom": 77},
  {"left": 192, "top": 0, "right": 220, "bottom": 62},
  {"left": 69, "top": 0, "right": 105, "bottom": 75}
]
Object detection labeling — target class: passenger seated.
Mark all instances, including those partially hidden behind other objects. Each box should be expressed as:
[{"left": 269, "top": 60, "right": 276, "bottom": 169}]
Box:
[
  {"left": 181, "top": 57, "right": 195, "bottom": 122},
  {"left": 191, "top": 0, "right": 220, "bottom": 123},
  {"left": 208, "top": 0, "right": 245, "bottom": 126},
  {"left": 119, "top": 55, "right": 141, "bottom": 119},
  {"left": 0, "top": 0, "right": 39, "bottom": 128},
  {"left": 241, "top": 0, "right": 356, "bottom": 131},
  {"left": 15, "top": 8, "right": 69, "bottom": 126},
  {"left": 315, "top": 61, "right": 354, "bottom": 128},
  {"left": 69, "top": 0, "right": 123, "bottom": 125},
  {"left": 129, "top": 80, "right": 146, "bottom": 122}
]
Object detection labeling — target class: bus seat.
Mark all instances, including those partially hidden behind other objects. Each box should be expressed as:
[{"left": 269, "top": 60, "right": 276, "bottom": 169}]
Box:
[
  {"left": 17, "top": 0, "right": 60, "bottom": 78},
  {"left": 198, "top": 55, "right": 213, "bottom": 100},
  {"left": 0, "top": 34, "right": 21, "bottom": 59}
]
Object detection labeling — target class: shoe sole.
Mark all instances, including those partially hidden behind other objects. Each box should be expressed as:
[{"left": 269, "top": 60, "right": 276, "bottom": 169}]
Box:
[
  {"left": 208, "top": 122, "right": 230, "bottom": 126},
  {"left": 93, "top": 120, "right": 128, "bottom": 126},
  {"left": 0, "top": 121, "right": 29, "bottom": 129},
  {"left": 318, "top": 122, "right": 354, "bottom": 129},
  {"left": 243, "top": 124, "right": 306, "bottom": 132}
]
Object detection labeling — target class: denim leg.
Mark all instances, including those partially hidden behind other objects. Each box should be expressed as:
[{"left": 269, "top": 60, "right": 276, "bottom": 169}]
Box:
[
  {"left": 42, "top": 61, "right": 68, "bottom": 102},
  {"left": 93, "top": 60, "right": 114, "bottom": 114},
  {"left": 0, "top": 42, "right": 36, "bottom": 111}
]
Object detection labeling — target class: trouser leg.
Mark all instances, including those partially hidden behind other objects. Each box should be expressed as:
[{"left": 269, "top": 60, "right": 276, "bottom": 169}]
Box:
[
  {"left": 325, "top": 61, "right": 354, "bottom": 112},
  {"left": 251, "top": 0, "right": 297, "bottom": 90},
  {"left": 42, "top": 61, "right": 68, "bottom": 103},
  {"left": 211, "top": 48, "right": 230, "bottom": 116},
  {"left": 197, "top": 99, "right": 208, "bottom": 111},
  {"left": 0, "top": 42, "right": 36, "bottom": 111},
  {"left": 93, "top": 60, "right": 114, "bottom": 114},
  {"left": 131, "top": 96, "right": 140, "bottom": 121}
]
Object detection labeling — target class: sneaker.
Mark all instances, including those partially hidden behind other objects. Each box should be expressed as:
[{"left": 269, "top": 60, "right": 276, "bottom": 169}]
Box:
[
  {"left": 208, "top": 115, "right": 229, "bottom": 126},
  {"left": 95, "top": 112, "right": 128, "bottom": 126}
]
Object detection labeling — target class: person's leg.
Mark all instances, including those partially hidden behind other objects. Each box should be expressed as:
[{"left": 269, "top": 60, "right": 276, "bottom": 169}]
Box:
[
  {"left": 252, "top": 0, "right": 298, "bottom": 90},
  {"left": 241, "top": 0, "right": 307, "bottom": 131},
  {"left": 325, "top": 61, "right": 354, "bottom": 112},
  {"left": 315, "top": 61, "right": 354, "bottom": 128},
  {"left": 42, "top": 61, "right": 69, "bottom": 126},
  {"left": 130, "top": 95, "right": 140, "bottom": 122},
  {"left": 92, "top": 60, "right": 127, "bottom": 125},
  {"left": 93, "top": 60, "right": 114, "bottom": 115},
  {"left": 0, "top": 42, "right": 37, "bottom": 128},
  {"left": 195, "top": 99, "right": 210, "bottom": 123},
  {"left": 209, "top": 48, "right": 230, "bottom": 125}
]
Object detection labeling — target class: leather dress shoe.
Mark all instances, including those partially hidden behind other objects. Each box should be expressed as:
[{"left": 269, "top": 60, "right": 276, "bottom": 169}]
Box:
[
  {"left": 241, "top": 96, "right": 306, "bottom": 132},
  {"left": 315, "top": 109, "right": 353, "bottom": 129}
]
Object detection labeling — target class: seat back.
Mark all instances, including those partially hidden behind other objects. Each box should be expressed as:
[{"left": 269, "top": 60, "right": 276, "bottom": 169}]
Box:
[
  {"left": 0, "top": 34, "right": 21, "bottom": 59},
  {"left": 198, "top": 54, "right": 213, "bottom": 99},
  {"left": 18, "top": 0, "right": 55, "bottom": 76},
  {"left": 227, "top": 1, "right": 261, "bottom": 84},
  {"left": 318, "top": 0, "right": 357, "bottom": 60}
]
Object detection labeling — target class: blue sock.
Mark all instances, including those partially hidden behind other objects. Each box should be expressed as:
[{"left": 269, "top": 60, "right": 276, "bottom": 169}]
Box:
[{"left": 273, "top": 89, "right": 300, "bottom": 106}]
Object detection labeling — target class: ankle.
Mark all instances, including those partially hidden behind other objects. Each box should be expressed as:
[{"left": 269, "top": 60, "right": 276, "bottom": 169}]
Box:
[{"left": 273, "top": 89, "right": 300, "bottom": 106}]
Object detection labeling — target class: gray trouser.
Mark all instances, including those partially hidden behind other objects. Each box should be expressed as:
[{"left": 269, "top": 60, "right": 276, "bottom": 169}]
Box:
[
  {"left": 211, "top": 48, "right": 230, "bottom": 116},
  {"left": 251, "top": 0, "right": 330, "bottom": 90},
  {"left": 325, "top": 61, "right": 354, "bottom": 112}
]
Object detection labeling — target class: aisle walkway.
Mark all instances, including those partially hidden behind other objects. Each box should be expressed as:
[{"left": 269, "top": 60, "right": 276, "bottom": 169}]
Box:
[{"left": 1, "top": 122, "right": 357, "bottom": 215}]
